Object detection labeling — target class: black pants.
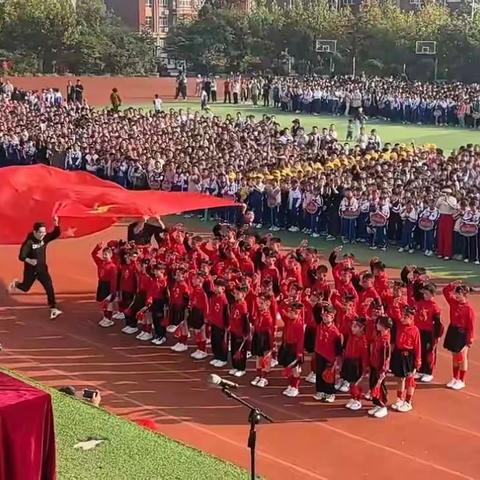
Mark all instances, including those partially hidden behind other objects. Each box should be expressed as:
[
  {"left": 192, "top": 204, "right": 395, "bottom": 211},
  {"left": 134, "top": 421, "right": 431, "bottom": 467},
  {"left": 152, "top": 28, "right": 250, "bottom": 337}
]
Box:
[
  {"left": 230, "top": 333, "right": 247, "bottom": 371},
  {"left": 369, "top": 368, "right": 388, "bottom": 407},
  {"left": 151, "top": 300, "right": 166, "bottom": 339},
  {"left": 16, "top": 265, "right": 56, "bottom": 308},
  {"left": 315, "top": 354, "right": 335, "bottom": 395},
  {"left": 211, "top": 325, "right": 228, "bottom": 361},
  {"left": 224, "top": 92, "right": 231, "bottom": 103},
  {"left": 211, "top": 90, "right": 217, "bottom": 102},
  {"left": 419, "top": 329, "right": 436, "bottom": 375}
]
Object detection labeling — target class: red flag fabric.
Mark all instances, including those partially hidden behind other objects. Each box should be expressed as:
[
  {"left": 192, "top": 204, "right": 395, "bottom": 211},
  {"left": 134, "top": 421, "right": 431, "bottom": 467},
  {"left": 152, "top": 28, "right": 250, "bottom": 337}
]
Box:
[{"left": 0, "top": 165, "right": 239, "bottom": 245}]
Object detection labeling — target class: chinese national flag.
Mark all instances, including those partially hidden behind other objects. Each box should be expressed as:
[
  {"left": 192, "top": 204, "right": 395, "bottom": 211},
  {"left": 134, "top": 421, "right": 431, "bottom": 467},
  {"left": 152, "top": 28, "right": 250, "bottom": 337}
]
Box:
[{"left": 0, "top": 165, "right": 238, "bottom": 245}]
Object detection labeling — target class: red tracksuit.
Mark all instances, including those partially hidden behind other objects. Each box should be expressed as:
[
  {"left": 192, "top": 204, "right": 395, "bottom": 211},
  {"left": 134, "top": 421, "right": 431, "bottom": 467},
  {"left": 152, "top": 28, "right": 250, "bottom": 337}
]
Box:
[
  {"left": 369, "top": 331, "right": 391, "bottom": 406},
  {"left": 315, "top": 322, "right": 342, "bottom": 394},
  {"left": 415, "top": 298, "right": 442, "bottom": 375}
]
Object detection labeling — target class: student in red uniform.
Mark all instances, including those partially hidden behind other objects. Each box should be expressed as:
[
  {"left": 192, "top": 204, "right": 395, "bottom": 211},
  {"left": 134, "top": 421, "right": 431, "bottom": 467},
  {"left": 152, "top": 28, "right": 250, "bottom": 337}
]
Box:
[
  {"left": 251, "top": 295, "right": 275, "bottom": 388},
  {"left": 91, "top": 243, "right": 118, "bottom": 328},
  {"left": 342, "top": 317, "right": 369, "bottom": 410},
  {"left": 303, "top": 289, "right": 322, "bottom": 384},
  {"left": 313, "top": 304, "right": 343, "bottom": 403},
  {"left": 169, "top": 268, "right": 190, "bottom": 352},
  {"left": 132, "top": 259, "right": 154, "bottom": 340},
  {"left": 357, "top": 272, "right": 381, "bottom": 317},
  {"left": 370, "top": 259, "right": 389, "bottom": 299},
  {"left": 383, "top": 281, "right": 408, "bottom": 344},
  {"left": 311, "top": 265, "right": 331, "bottom": 301},
  {"left": 143, "top": 263, "right": 169, "bottom": 345},
  {"left": 414, "top": 283, "right": 443, "bottom": 383},
  {"left": 228, "top": 284, "right": 250, "bottom": 377},
  {"left": 443, "top": 281, "right": 476, "bottom": 391},
  {"left": 188, "top": 272, "right": 210, "bottom": 360},
  {"left": 390, "top": 305, "right": 421, "bottom": 413},
  {"left": 368, "top": 316, "right": 392, "bottom": 418},
  {"left": 279, "top": 302, "right": 305, "bottom": 398},
  {"left": 208, "top": 278, "right": 230, "bottom": 367},
  {"left": 115, "top": 250, "right": 138, "bottom": 328}
]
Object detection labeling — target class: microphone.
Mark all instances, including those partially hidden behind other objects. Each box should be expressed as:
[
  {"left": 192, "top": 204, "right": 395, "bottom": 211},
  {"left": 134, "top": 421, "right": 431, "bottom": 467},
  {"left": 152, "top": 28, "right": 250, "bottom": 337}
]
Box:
[{"left": 208, "top": 374, "right": 239, "bottom": 390}]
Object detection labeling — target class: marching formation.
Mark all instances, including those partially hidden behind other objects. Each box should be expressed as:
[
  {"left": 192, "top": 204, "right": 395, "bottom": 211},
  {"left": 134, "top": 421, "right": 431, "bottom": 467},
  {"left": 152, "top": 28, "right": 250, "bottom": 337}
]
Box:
[{"left": 91, "top": 223, "right": 476, "bottom": 418}]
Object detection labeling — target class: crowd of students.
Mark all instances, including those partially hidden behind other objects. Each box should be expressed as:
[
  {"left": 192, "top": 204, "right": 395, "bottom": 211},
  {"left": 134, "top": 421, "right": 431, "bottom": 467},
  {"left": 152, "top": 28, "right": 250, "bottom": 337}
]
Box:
[
  {"left": 2, "top": 79, "right": 480, "bottom": 263},
  {"left": 91, "top": 221, "right": 475, "bottom": 417},
  {"left": 197, "top": 74, "right": 480, "bottom": 128}
]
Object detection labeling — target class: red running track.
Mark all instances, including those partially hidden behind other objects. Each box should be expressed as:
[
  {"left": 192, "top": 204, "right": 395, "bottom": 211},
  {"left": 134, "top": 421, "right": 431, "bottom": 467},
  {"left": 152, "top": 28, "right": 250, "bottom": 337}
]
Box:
[{"left": 0, "top": 225, "right": 479, "bottom": 480}]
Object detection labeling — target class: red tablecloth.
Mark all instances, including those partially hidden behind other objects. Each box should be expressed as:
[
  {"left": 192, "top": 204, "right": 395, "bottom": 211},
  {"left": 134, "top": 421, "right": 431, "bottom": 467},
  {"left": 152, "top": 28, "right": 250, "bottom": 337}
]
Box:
[{"left": 0, "top": 372, "right": 56, "bottom": 480}]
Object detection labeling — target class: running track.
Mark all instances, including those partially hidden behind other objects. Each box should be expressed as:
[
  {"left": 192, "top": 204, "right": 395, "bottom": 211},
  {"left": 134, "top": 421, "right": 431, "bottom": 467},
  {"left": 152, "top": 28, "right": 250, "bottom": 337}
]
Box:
[{"left": 0, "top": 225, "right": 479, "bottom": 480}]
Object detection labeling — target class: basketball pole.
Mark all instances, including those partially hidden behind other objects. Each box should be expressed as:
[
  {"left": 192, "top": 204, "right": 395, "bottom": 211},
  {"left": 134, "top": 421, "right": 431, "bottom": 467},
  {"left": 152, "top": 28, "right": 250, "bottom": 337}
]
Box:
[{"left": 434, "top": 57, "right": 438, "bottom": 82}]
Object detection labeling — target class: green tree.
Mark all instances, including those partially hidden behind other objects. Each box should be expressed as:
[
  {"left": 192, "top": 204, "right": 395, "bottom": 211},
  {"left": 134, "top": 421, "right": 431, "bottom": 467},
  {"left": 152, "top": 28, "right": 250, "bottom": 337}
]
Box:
[{"left": 1, "top": 0, "right": 77, "bottom": 72}]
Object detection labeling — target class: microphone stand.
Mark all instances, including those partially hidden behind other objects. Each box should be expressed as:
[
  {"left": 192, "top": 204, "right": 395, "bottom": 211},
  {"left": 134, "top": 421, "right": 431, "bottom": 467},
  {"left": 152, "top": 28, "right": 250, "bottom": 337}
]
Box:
[{"left": 220, "top": 386, "right": 273, "bottom": 480}]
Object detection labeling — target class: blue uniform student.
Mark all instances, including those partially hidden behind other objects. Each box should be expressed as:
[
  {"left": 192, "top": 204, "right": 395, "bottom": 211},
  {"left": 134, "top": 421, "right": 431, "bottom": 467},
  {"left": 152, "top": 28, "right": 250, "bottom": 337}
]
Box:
[
  {"left": 418, "top": 203, "right": 439, "bottom": 257},
  {"left": 398, "top": 202, "right": 418, "bottom": 253},
  {"left": 369, "top": 198, "right": 390, "bottom": 251}
]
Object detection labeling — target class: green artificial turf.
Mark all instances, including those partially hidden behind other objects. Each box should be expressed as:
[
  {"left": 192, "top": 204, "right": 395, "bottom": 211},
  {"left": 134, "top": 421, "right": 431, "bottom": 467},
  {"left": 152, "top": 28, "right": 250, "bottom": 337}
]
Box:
[
  {"left": 3, "top": 369, "right": 247, "bottom": 480},
  {"left": 121, "top": 101, "right": 479, "bottom": 152},
  {"left": 168, "top": 215, "right": 480, "bottom": 284}
]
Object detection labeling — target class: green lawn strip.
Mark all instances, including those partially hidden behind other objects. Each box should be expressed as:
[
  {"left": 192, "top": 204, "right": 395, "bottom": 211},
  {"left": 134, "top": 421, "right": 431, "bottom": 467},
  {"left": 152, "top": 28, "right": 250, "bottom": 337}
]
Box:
[
  {"left": 1, "top": 368, "right": 248, "bottom": 480},
  {"left": 165, "top": 215, "right": 480, "bottom": 284},
  {"left": 118, "top": 101, "right": 478, "bottom": 151}
]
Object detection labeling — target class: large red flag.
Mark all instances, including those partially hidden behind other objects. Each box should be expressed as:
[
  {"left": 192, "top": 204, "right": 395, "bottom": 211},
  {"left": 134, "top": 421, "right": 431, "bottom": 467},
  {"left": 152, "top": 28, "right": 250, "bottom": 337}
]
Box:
[{"left": 0, "top": 165, "right": 239, "bottom": 245}]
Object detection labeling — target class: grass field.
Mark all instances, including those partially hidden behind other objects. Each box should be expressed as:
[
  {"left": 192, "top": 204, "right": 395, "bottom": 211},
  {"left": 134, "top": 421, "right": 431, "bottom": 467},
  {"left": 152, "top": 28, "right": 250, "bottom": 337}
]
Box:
[
  {"left": 126, "top": 101, "right": 479, "bottom": 152},
  {"left": 2, "top": 368, "right": 247, "bottom": 480}
]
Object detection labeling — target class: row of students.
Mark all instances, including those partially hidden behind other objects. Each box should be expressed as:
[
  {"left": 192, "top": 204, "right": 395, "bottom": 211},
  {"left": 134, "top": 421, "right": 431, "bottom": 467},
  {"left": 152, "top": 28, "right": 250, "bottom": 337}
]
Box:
[{"left": 90, "top": 226, "right": 476, "bottom": 418}]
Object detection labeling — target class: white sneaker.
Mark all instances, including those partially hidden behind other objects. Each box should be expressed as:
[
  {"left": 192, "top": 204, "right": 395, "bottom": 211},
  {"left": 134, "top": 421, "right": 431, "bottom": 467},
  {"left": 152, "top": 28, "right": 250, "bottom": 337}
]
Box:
[
  {"left": 364, "top": 391, "right": 372, "bottom": 401},
  {"left": 313, "top": 392, "right": 325, "bottom": 401},
  {"left": 270, "top": 358, "right": 278, "bottom": 368},
  {"left": 408, "top": 249, "right": 415, "bottom": 254},
  {"left": 171, "top": 342, "right": 187, "bottom": 352},
  {"left": 334, "top": 378, "right": 344, "bottom": 391},
  {"left": 391, "top": 399, "right": 404, "bottom": 410},
  {"left": 234, "top": 370, "right": 246, "bottom": 378},
  {"left": 113, "top": 312, "right": 125, "bottom": 321},
  {"left": 195, "top": 351, "right": 208, "bottom": 360},
  {"left": 136, "top": 331, "right": 147, "bottom": 340},
  {"left": 324, "top": 394, "right": 335, "bottom": 403},
  {"left": 305, "top": 372, "right": 316, "bottom": 384},
  {"left": 190, "top": 350, "right": 201, "bottom": 359},
  {"left": 446, "top": 378, "right": 457, "bottom": 388},
  {"left": 214, "top": 360, "right": 227, "bottom": 368},
  {"left": 152, "top": 337, "right": 166, "bottom": 345},
  {"left": 451, "top": 379, "right": 465, "bottom": 390},
  {"left": 398, "top": 248, "right": 404, "bottom": 253},
  {"left": 420, "top": 374, "right": 433, "bottom": 383},
  {"left": 283, "top": 386, "right": 293, "bottom": 396},
  {"left": 397, "top": 401, "right": 413, "bottom": 413},
  {"left": 171, "top": 342, "right": 182, "bottom": 351},
  {"left": 8, "top": 279, "right": 18, "bottom": 294},
  {"left": 339, "top": 380, "right": 350, "bottom": 393},
  {"left": 373, "top": 406, "right": 388, "bottom": 418},
  {"left": 256, "top": 378, "right": 269, "bottom": 388},
  {"left": 246, "top": 351, "right": 252, "bottom": 359},
  {"left": 345, "top": 398, "right": 355, "bottom": 409},
  {"left": 166, "top": 325, "right": 178, "bottom": 333},
  {"left": 444, "top": 257, "right": 450, "bottom": 261},
  {"left": 140, "top": 332, "right": 153, "bottom": 341},
  {"left": 350, "top": 400, "right": 362, "bottom": 411},
  {"left": 122, "top": 326, "right": 138, "bottom": 335},
  {"left": 368, "top": 406, "right": 381, "bottom": 416},
  {"left": 251, "top": 376, "right": 261, "bottom": 386},
  {"left": 98, "top": 318, "right": 114, "bottom": 328},
  {"left": 228, "top": 368, "right": 238, "bottom": 376},
  {"left": 50, "top": 308, "right": 63, "bottom": 320},
  {"left": 210, "top": 359, "right": 220, "bottom": 367},
  {"left": 285, "top": 387, "right": 299, "bottom": 397},
  {"left": 311, "top": 233, "right": 320, "bottom": 238}
]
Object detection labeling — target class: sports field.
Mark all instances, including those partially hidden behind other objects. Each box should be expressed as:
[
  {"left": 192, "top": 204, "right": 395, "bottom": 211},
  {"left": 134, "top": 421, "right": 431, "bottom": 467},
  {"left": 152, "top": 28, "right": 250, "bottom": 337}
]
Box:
[
  {"left": 1, "top": 217, "right": 479, "bottom": 480},
  {"left": 147, "top": 102, "right": 479, "bottom": 152}
]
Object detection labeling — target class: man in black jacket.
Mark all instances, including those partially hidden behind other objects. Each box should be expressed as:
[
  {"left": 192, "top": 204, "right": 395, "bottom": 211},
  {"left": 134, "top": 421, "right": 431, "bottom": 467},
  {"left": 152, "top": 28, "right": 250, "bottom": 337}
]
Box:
[{"left": 9, "top": 217, "right": 62, "bottom": 320}]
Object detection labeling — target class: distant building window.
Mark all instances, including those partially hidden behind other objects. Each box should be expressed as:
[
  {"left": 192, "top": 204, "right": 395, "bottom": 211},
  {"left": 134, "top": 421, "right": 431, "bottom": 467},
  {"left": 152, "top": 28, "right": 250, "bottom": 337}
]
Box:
[
  {"left": 159, "top": 16, "right": 168, "bottom": 26},
  {"left": 160, "top": 0, "right": 169, "bottom": 6},
  {"left": 409, "top": 0, "right": 420, "bottom": 4},
  {"left": 343, "top": 0, "right": 354, "bottom": 4},
  {"left": 145, "top": 0, "right": 153, "bottom": 6},
  {"left": 178, "top": 0, "right": 190, "bottom": 6},
  {"left": 145, "top": 15, "right": 153, "bottom": 29}
]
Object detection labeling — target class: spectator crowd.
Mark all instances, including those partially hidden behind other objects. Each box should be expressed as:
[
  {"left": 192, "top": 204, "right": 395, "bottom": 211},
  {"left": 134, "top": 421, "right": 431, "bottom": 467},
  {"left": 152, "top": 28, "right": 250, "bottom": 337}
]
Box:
[
  {"left": 196, "top": 74, "right": 480, "bottom": 128},
  {"left": 1, "top": 78, "right": 480, "bottom": 264}
]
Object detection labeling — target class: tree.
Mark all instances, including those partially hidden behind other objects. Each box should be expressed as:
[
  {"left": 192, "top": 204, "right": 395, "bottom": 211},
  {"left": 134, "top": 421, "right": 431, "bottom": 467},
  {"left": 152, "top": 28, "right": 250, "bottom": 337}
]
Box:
[{"left": 1, "top": 0, "right": 77, "bottom": 72}]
